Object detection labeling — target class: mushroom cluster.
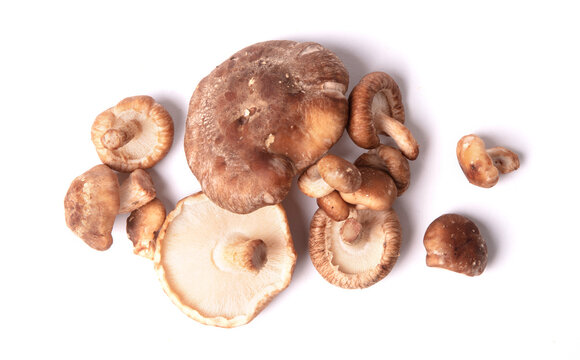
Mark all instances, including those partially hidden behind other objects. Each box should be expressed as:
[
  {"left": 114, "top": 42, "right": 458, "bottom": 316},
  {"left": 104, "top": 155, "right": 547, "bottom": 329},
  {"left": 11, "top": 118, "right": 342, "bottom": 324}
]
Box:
[
  {"left": 298, "top": 71, "right": 420, "bottom": 289},
  {"left": 65, "top": 95, "right": 174, "bottom": 256}
]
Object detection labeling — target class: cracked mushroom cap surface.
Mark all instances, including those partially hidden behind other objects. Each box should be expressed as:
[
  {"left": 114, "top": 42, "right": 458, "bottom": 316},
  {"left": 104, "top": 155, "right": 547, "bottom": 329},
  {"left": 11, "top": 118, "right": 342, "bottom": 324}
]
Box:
[
  {"left": 154, "top": 192, "right": 296, "bottom": 328},
  {"left": 309, "top": 207, "right": 402, "bottom": 289},
  {"left": 91, "top": 95, "right": 174, "bottom": 172},
  {"left": 185, "top": 40, "right": 349, "bottom": 214},
  {"left": 64, "top": 164, "right": 120, "bottom": 251}
]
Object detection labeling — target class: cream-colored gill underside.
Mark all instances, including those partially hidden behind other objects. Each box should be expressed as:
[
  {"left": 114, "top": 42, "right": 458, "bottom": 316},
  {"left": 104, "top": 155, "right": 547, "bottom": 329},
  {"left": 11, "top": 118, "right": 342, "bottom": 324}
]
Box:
[
  {"left": 160, "top": 195, "right": 294, "bottom": 319},
  {"left": 328, "top": 210, "right": 388, "bottom": 274},
  {"left": 113, "top": 109, "right": 158, "bottom": 159}
]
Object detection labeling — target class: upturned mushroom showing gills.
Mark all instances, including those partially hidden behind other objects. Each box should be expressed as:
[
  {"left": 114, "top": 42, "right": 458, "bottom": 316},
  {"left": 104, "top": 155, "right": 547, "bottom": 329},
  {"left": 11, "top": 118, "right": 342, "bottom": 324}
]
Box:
[
  {"left": 64, "top": 164, "right": 120, "bottom": 251},
  {"left": 154, "top": 192, "right": 296, "bottom": 327},
  {"left": 185, "top": 40, "right": 350, "bottom": 214},
  {"left": 309, "top": 207, "right": 402, "bottom": 289},
  {"left": 91, "top": 95, "right": 174, "bottom": 172},
  {"left": 456, "top": 134, "right": 520, "bottom": 188},
  {"left": 348, "top": 72, "right": 419, "bottom": 160}
]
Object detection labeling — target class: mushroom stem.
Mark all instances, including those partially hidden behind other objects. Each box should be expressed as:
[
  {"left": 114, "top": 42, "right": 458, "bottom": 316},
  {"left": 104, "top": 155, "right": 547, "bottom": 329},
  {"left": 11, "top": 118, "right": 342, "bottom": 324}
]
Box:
[
  {"left": 340, "top": 218, "right": 363, "bottom": 245},
  {"left": 223, "top": 238, "right": 267, "bottom": 273},
  {"left": 101, "top": 119, "right": 141, "bottom": 150},
  {"left": 486, "top": 147, "right": 520, "bottom": 174},
  {"left": 374, "top": 112, "right": 419, "bottom": 160}
]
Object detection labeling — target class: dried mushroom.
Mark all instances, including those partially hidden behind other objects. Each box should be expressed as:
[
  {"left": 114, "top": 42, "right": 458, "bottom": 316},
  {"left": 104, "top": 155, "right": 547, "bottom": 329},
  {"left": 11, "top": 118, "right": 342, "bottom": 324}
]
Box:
[
  {"left": 309, "top": 207, "right": 402, "bottom": 289},
  {"left": 154, "top": 192, "right": 296, "bottom": 327},
  {"left": 127, "top": 198, "right": 166, "bottom": 260},
  {"left": 92, "top": 95, "right": 174, "bottom": 172},
  {"left": 118, "top": 169, "right": 156, "bottom": 213},
  {"left": 185, "top": 40, "right": 349, "bottom": 214}
]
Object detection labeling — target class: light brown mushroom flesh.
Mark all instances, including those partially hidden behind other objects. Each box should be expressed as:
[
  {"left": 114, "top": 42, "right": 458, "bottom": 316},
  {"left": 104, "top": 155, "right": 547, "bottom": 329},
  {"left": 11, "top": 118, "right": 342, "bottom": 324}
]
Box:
[
  {"left": 309, "top": 207, "right": 402, "bottom": 289},
  {"left": 185, "top": 40, "right": 350, "bottom": 214},
  {"left": 456, "top": 134, "right": 520, "bottom": 188},
  {"left": 127, "top": 198, "right": 166, "bottom": 260},
  {"left": 64, "top": 164, "right": 120, "bottom": 251},
  {"left": 154, "top": 192, "right": 296, "bottom": 328},
  {"left": 423, "top": 214, "right": 487, "bottom": 276},
  {"left": 348, "top": 72, "right": 419, "bottom": 160},
  {"left": 92, "top": 95, "right": 174, "bottom": 172},
  {"left": 118, "top": 169, "right": 156, "bottom": 213}
]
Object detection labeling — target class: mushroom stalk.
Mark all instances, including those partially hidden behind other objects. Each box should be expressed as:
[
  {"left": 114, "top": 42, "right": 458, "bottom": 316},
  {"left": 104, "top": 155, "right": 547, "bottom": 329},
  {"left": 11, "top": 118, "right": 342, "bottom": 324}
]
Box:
[
  {"left": 340, "top": 218, "right": 362, "bottom": 245},
  {"left": 486, "top": 147, "right": 520, "bottom": 174},
  {"left": 375, "top": 112, "right": 419, "bottom": 160},
  {"left": 101, "top": 119, "right": 141, "bottom": 150},
  {"left": 223, "top": 238, "right": 267, "bottom": 273}
]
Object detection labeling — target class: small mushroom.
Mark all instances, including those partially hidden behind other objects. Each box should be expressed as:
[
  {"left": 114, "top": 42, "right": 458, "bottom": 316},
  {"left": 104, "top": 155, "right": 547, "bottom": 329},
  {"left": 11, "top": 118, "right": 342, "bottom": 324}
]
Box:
[
  {"left": 298, "top": 154, "right": 362, "bottom": 198},
  {"left": 91, "top": 95, "right": 174, "bottom": 172},
  {"left": 185, "top": 40, "right": 350, "bottom": 214},
  {"left": 309, "top": 207, "right": 402, "bottom": 289},
  {"left": 64, "top": 164, "right": 120, "bottom": 251},
  {"left": 348, "top": 72, "right": 419, "bottom": 160},
  {"left": 339, "top": 167, "right": 397, "bottom": 211},
  {"left": 423, "top": 214, "right": 487, "bottom": 276},
  {"left": 354, "top": 145, "right": 410, "bottom": 196},
  {"left": 456, "top": 134, "right": 520, "bottom": 188},
  {"left": 154, "top": 192, "right": 296, "bottom": 327},
  {"left": 127, "top": 198, "right": 166, "bottom": 260},
  {"left": 118, "top": 169, "right": 156, "bottom": 213},
  {"left": 316, "top": 191, "right": 351, "bottom": 222}
]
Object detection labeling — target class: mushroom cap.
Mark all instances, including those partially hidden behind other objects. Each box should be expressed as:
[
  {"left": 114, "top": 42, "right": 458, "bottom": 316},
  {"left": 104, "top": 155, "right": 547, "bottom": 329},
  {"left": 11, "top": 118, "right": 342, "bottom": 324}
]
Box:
[
  {"left": 316, "top": 191, "right": 350, "bottom": 222},
  {"left": 185, "top": 40, "right": 349, "bottom": 214},
  {"left": 355, "top": 145, "right": 410, "bottom": 195},
  {"left": 91, "top": 95, "right": 174, "bottom": 172},
  {"left": 348, "top": 72, "right": 405, "bottom": 149},
  {"left": 154, "top": 192, "right": 296, "bottom": 327},
  {"left": 456, "top": 134, "right": 499, "bottom": 188},
  {"left": 119, "top": 169, "right": 156, "bottom": 213},
  {"left": 127, "top": 198, "right": 166, "bottom": 260},
  {"left": 309, "top": 207, "right": 402, "bottom": 289},
  {"left": 339, "top": 167, "right": 397, "bottom": 211},
  {"left": 64, "top": 164, "right": 120, "bottom": 250},
  {"left": 317, "top": 154, "right": 362, "bottom": 193},
  {"left": 423, "top": 214, "right": 487, "bottom": 276}
]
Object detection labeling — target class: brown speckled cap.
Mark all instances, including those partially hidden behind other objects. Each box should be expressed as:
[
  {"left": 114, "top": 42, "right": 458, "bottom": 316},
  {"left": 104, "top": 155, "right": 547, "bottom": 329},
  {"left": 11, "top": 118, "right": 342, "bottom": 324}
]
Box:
[
  {"left": 423, "top": 214, "right": 487, "bottom": 276},
  {"left": 185, "top": 40, "right": 349, "bottom": 214}
]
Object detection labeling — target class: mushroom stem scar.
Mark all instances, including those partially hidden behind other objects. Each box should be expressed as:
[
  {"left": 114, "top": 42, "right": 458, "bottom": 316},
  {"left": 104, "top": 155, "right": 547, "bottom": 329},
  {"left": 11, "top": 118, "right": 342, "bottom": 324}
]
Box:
[
  {"left": 340, "top": 218, "right": 363, "bottom": 245},
  {"left": 375, "top": 112, "right": 419, "bottom": 160},
  {"left": 223, "top": 238, "right": 267, "bottom": 273},
  {"left": 486, "top": 147, "right": 520, "bottom": 174},
  {"left": 101, "top": 119, "right": 141, "bottom": 150}
]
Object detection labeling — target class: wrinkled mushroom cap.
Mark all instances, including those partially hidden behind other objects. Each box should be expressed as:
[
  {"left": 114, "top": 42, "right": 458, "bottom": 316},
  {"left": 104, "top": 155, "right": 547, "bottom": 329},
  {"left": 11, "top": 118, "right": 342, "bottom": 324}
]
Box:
[
  {"left": 154, "top": 192, "right": 296, "bottom": 327},
  {"left": 309, "top": 207, "right": 402, "bottom": 289},
  {"left": 64, "top": 164, "right": 120, "bottom": 250},
  {"left": 92, "top": 95, "right": 174, "bottom": 172},
  {"left": 185, "top": 40, "right": 349, "bottom": 214},
  {"left": 423, "top": 214, "right": 487, "bottom": 276},
  {"left": 348, "top": 72, "right": 405, "bottom": 149}
]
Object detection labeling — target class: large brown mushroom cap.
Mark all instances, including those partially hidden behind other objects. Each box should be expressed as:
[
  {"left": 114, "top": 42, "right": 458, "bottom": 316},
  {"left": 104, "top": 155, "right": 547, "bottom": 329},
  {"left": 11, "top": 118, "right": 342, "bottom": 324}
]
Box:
[
  {"left": 185, "top": 40, "right": 349, "bottom": 214},
  {"left": 309, "top": 207, "right": 402, "bottom": 289},
  {"left": 64, "top": 164, "right": 120, "bottom": 250},
  {"left": 91, "top": 95, "right": 174, "bottom": 172},
  {"left": 423, "top": 214, "right": 487, "bottom": 276},
  {"left": 154, "top": 192, "right": 296, "bottom": 327}
]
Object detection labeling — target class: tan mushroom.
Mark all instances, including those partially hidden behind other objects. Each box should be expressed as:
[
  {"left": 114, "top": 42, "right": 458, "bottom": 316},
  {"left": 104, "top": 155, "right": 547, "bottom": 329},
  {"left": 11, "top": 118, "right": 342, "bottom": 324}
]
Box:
[
  {"left": 154, "top": 192, "right": 296, "bottom": 328},
  {"left": 354, "top": 145, "right": 411, "bottom": 196},
  {"left": 348, "top": 72, "right": 419, "bottom": 160},
  {"left": 339, "top": 167, "right": 397, "bottom": 211},
  {"left": 185, "top": 40, "right": 350, "bottom": 214},
  {"left": 456, "top": 134, "right": 520, "bottom": 188},
  {"left": 298, "top": 154, "right": 362, "bottom": 198},
  {"left": 92, "top": 95, "right": 174, "bottom": 172},
  {"left": 64, "top": 164, "right": 120, "bottom": 251},
  {"left": 309, "top": 207, "right": 402, "bottom": 289},
  {"left": 316, "top": 191, "right": 351, "bottom": 222},
  {"left": 423, "top": 214, "right": 487, "bottom": 276},
  {"left": 127, "top": 198, "right": 166, "bottom": 260},
  {"left": 118, "top": 169, "right": 156, "bottom": 213}
]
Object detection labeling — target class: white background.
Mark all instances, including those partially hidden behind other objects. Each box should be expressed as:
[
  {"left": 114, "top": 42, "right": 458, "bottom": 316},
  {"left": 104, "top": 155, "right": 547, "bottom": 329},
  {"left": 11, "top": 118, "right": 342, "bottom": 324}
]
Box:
[{"left": 2, "top": 1, "right": 579, "bottom": 359}]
